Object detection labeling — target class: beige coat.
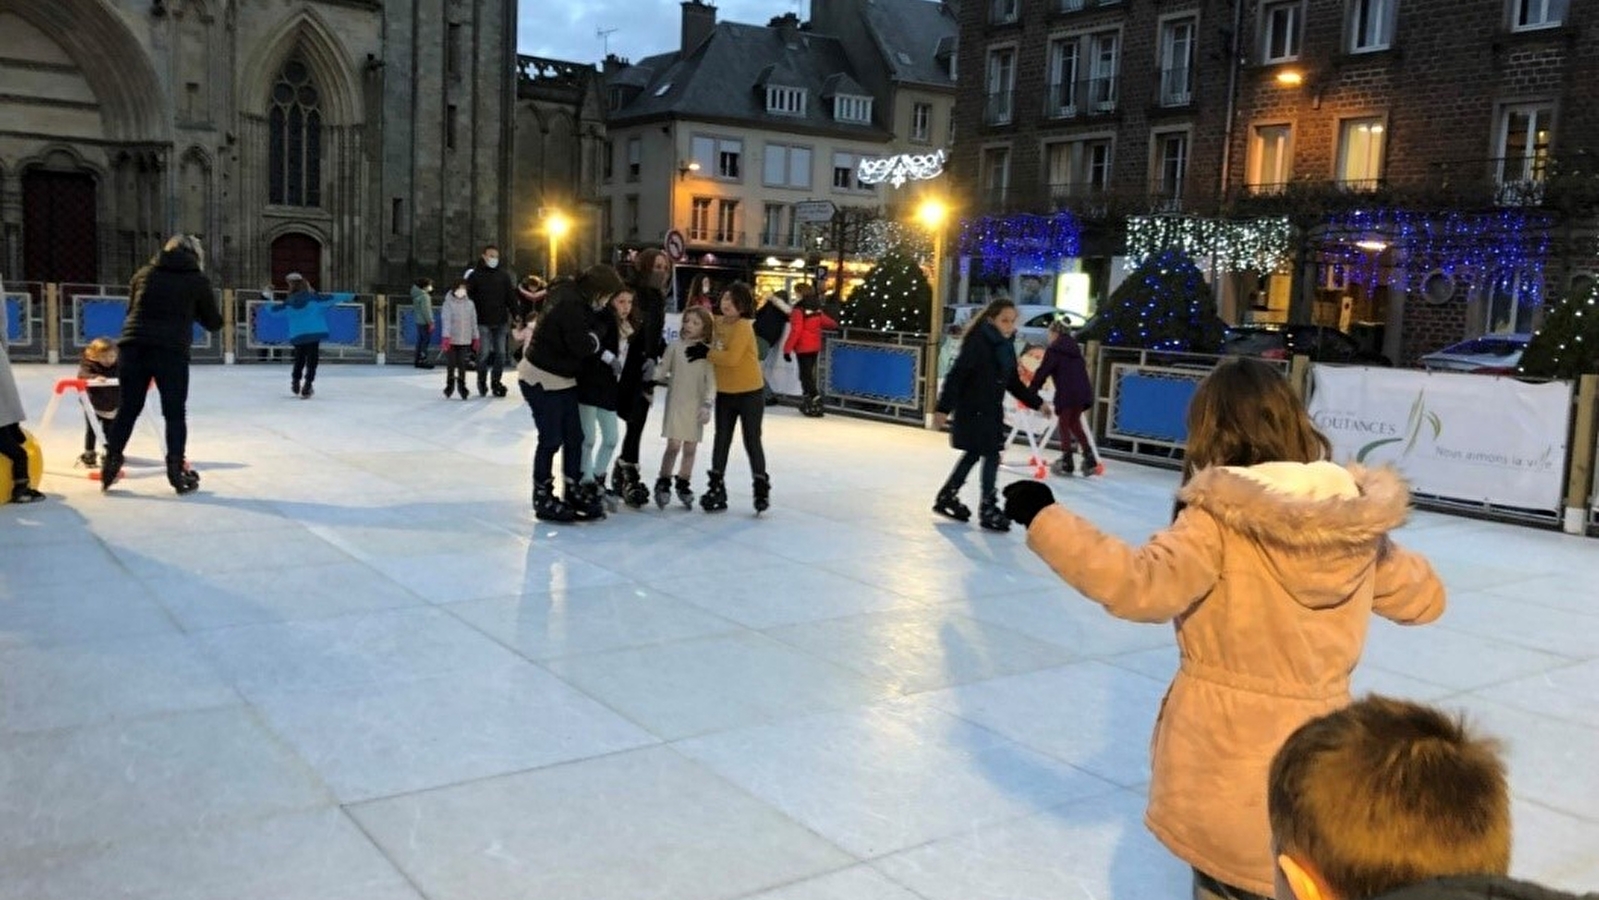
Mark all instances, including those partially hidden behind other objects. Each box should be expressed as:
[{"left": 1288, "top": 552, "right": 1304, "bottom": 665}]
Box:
[{"left": 1026, "top": 462, "right": 1445, "bottom": 895}]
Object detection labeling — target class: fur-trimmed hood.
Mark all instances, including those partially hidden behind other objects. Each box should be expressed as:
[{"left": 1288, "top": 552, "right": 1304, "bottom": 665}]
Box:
[{"left": 1177, "top": 461, "right": 1413, "bottom": 609}]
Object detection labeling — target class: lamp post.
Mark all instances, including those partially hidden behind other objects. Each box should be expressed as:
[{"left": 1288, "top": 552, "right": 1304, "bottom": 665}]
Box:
[
  {"left": 546, "top": 211, "right": 571, "bottom": 278},
  {"left": 917, "top": 197, "right": 948, "bottom": 429}
]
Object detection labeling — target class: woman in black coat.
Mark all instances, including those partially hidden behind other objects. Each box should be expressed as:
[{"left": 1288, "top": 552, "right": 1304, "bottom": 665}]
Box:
[
  {"left": 101, "top": 235, "right": 224, "bottom": 495},
  {"left": 932, "top": 298, "right": 1046, "bottom": 532}
]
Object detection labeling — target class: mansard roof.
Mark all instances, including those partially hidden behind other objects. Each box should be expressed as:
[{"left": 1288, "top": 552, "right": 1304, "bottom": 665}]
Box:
[{"left": 858, "top": 0, "right": 957, "bottom": 90}]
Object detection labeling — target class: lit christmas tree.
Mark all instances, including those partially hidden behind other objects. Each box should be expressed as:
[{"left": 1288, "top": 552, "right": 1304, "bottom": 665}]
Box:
[
  {"left": 1079, "top": 248, "right": 1226, "bottom": 352},
  {"left": 841, "top": 250, "right": 932, "bottom": 333},
  {"left": 1519, "top": 284, "right": 1599, "bottom": 379}
]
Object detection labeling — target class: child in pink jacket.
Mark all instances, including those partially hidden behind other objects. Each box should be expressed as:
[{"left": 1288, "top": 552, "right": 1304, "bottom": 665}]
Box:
[{"left": 1001, "top": 357, "right": 1446, "bottom": 900}]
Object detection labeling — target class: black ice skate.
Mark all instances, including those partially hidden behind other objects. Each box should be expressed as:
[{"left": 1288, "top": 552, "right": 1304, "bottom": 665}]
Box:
[
  {"left": 166, "top": 457, "right": 201, "bottom": 496},
  {"left": 1052, "top": 451, "right": 1076, "bottom": 477},
  {"left": 933, "top": 487, "right": 971, "bottom": 522},
  {"left": 700, "top": 470, "right": 728, "bottom": 512},
  {"left": 752, "top": 473, "right": 771, "bottom": 514},
  {"left": 567, "top": 477, "right": 607, "bottom": 521},
  {"left": 653, "top": 475, "right": 672, "bottom": 510},
  {"left": 978, "top": 493, "right": 1010, "bottom": 532},
  {"left": 673, "top": 476, "right": 694, "bottom": 509},
  {"left": 78, "top": 450, "right": 98, "bottom": 468},
  {"left": 99, "top": 451, "right": 125, "bottom": 493},
  {"left": 533, "top": 479, "right": 577, "bottom": 523},
  {"left": 592, "top": 474, "right": 619, "bottom": 513}
]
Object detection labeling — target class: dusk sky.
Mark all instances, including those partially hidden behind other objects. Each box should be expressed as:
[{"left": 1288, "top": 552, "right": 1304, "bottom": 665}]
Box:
[{"left": 518, "top": 0, "right": 811, "bottom": 66}]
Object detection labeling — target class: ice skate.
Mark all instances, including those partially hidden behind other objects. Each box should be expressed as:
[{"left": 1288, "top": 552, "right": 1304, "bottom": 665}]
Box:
[
  {"left": 653, "top": 475, "right": 672, "bottom": 510},
  {"left": 166, "top": 457, "right": 201, "bottom": 496},
  {"left": 568, "top": 477, "right": 607, "bottom": 521},
  {"left": 978, "top": 493, "right": 1010, "bottom": 532},
  {"left": 700, "top": 470, "right": 728, "bottom": 512},
  {"left": 1052, "top": 451, "right": 1076, "bottom": 477},
  {"left": 99, "top": 451, "right": 124, "bottom": 493},
  {"left": 752, "top": 473, "right": 771, "bottom": 514},
  {"left": 78, "top": 450, "right": 98, "bottom": 468},
  {"left": 533, "top": 479, "right": 577, "bottom": 523},
  {"left": 674, "top": 475, "right": 694, "bottom": 509},
  {"left": 933, "top": 486, "right": 971, "bottom": 522}
]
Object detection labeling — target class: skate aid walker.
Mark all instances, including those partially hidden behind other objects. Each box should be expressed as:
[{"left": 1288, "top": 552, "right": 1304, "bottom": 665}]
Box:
[{"left": 36, "top": 377, "right": 167, "bottom": 482}]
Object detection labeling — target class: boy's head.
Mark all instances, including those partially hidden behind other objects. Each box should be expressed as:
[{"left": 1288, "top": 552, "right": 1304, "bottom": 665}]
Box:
[
  {"left": 1268, "top": 695, "right": 1510, "bottom": 900},
  {"left": 85, "top": 337, "right": 117, "bottom": 365}
]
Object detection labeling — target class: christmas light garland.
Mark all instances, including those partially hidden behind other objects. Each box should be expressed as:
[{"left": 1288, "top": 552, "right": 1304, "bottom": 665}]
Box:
[
  {"left": 1126, "top": 216, "right": 1293, "bottom": 272},
  {"left": 957, "top": 214, "right": 1082, "bottom": 278}
]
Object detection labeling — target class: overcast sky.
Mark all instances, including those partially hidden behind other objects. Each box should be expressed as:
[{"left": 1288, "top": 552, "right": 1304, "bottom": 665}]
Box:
[{"left": 518, "top": 0, "right": 811, "bottom": 66}]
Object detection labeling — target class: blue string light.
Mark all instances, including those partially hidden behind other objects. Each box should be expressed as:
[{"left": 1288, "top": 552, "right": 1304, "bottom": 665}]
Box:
[{"left": 957, "top": 214, "right": 1083, "bottom": 279}]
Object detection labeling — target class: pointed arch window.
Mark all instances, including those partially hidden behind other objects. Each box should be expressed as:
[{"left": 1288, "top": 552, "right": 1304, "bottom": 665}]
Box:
[{"left": 268, "top": 58, "right": 322, "bottom": 206}]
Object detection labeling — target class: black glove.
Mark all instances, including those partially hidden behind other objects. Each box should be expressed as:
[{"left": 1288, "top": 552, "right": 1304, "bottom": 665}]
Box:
[
  {"left": 685, "top": 342, "right": 709, "bottom": 362},
  {"left": 1003, "top": 481, "right": 1056, "bottom": 528},
  {"left": 783, "top": 353, "right": 793, "bottom": 363}
]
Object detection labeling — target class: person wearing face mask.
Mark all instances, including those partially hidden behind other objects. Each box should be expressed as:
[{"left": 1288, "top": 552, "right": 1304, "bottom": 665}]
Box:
[
  {"left": 520, "top": 265, "right": 630, "bottom": 523},
  {"left": 439, "top": 281, "right": 479, "bottom": 400},
  {"left": 608, "top": 247, "right": 672, "bottom": 509},
  {"left": 464, "top": 244, "right": 517, "bottom": 398}
]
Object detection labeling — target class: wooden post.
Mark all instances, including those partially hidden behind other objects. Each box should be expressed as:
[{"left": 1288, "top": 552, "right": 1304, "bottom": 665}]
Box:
[
  {"left": 1563, "top": 373, "right": 1598, "bottom": 535},
  {"left": 44, "top": 282, "right": 60, "bottom": 363},
  {"left": 1289, "top": 354, "right": 1311, "bottom": 401},
  {"left": 374, "top": 294, "right": 388, "bottom": 366},
  {"left": 1084, "top": 339, "right": 1102, "bottom": 432},
  {"left": 222, "top": 289, "right": 236, "bottom": 364}
]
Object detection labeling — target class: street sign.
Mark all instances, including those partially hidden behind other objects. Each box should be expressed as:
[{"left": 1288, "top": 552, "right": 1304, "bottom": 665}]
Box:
[
  {"left": 664, "top": 229, "right": 686, "bottom": 262},
  {"left": 793, "top": 200, "right": 838, "bottom": 224}
]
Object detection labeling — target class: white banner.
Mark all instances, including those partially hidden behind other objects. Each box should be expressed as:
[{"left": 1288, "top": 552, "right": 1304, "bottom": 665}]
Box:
[{"left": 1308, "top": 366, "right": 1570, "bottom": 511}]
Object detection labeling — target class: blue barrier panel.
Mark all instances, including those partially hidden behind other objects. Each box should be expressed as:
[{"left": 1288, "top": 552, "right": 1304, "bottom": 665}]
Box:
[
  {"left": 1111, "top": 369, "right": 1200, "bottom": 444},
  {"left": 253, "top": 304, "right": 291, "bottom": 345},
  {"left": 398, "top": 310, "right": 444, "bottom": 347},
  {"left": 3, "top": 295, "right": 22, "bottom": 343},
  {"left": 253, "top": 295, "right": 362, "bottom": 346},
  {"left": 325, "top": 296, "right": 362, "bottom": 345},
  {"left": 827, "top": 341, "right": 919, "bottom": 405},
  {"left": 80, "top": 297, "right": 208, "bottom": 345}
]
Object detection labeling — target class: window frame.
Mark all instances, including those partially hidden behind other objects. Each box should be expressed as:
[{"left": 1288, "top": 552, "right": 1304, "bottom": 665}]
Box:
[
  {"left": 691, "top": 133, "right": 743, "bottom": 182},
  {"left": 1042, "top": 136, "right": 1115, "bottom": 201},
  {"left": 1158, "top": 14, "right": 1197, "bottom": 107},
  {"left": 981, "top": 143, "right": 1013, "bottom": 206},
  {"left": 766, "top": 86, "right": 807, "bottom": 116},
  {"left": 1151, "top": 128, "right": 1190, "bottom": 200},
  {"left": 715, "top": 199, "right": 740, "bottom": 244},
  {"left": 985, "top": 45, "right": 1018, "bottom": 125},
  {"left": 1335, "top": 115, "right": 1387, "bottom": 190},
  {"left": 626, "top": 138, "right": 642, "bottom": 182},
  {"left": 1045, "top": 35, "right": 1081, "bottom": 118},
  {"left": 1260, "top": 1, "right": 1305, "bottom": 64},
  {"left": 689, "top": 197, "right": 712, "bottom": 241},
  {"left": 834, "top": 94, "right": 874, "bottom": 124},
  {"left": 1346, "top": 0, "right": 1395, "bottom": 53},
  {"left": 1494, "top": 101, "right": 1555, "bottom": 203},
  {"left": 762, "top": 142, "right": 814, "bottom": 190},
  {"left": 1248, "top": 122, "right": 1294, "bottom": 193},
  {"left": 1510, "top": 0, "right": 1567, "bottom": 31},
  {"left": 911, "top": 102, "right": 933, "bottom": 142},
  {"left": 830, "top": 150, "right": 878, "bottom": 193}
]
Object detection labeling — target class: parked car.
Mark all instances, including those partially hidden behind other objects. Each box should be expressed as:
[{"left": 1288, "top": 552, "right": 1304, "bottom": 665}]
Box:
[
  {"left": 1418, "top": 333, "right": 1532, "bottom": 374},
  {"left": 944, "top": 303, "right": 1087, "bottom": 349},
  {"left": 1223, "top": 324, "right": 1392, "bottom": 365}
]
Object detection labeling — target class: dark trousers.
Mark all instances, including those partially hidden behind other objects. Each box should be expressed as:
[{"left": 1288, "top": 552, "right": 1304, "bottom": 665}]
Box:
[
  {"left": 618, "top": 390, "right": 651, "bottom": 465},
  {"left": 521, "top": 381, "right": 584, "bottom": 485},
  {"left": 105, "top": 342, "right": 189, "bottom": 462},
  {"left": 797, "top": 352, "right": 820, "bottom": 398},
  {"left": 414, "top": 323, "right": 432, "bottom": 366},
  {"left": 0, "top": 423, "right": 27, "bottom": 478},
  {"left": 1057, "top": 404, "right": 1091, "bottom": 455},
  {"left": 710, "top": 389, "right": 766, "bottom": 476},
  {"left": 445, "top": 345, "right": 470, "bottom": 387},
  {"left": 83, "top": 415, "right": 110, "bottom": 452},
  {"left": 478, "top": 324, "right": 508, "bottom": 389},
  {"left": 291, "top": 342, "right": 321, "bottom": 385},
  {"left": 945, "top": 449, "right": 1000, "bottom": 498}
]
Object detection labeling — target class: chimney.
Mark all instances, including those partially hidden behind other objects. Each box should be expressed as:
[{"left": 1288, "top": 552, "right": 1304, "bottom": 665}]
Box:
[
  {"left": 603, "top": 54, "right": 630, "bottom": 77},
  {"left": 769, "top": 11, "right": 801, "bottom": 42},
  {"left": 681, "top": 1, "right": 717, "bottom": 55}
]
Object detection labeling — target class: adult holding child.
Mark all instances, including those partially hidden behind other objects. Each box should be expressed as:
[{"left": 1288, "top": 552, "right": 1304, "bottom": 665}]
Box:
[
  {"left": 101, "top": 235, "right": 224, "bottom": 495},
  {"left": 1000, "top": 357, "right": 1448, "bottom": 900}
]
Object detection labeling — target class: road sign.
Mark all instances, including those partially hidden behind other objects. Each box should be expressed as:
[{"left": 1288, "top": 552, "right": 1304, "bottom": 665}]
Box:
[
  {"left": 793, "top": 200, "right": 838, "bottom": 224},
  {"left": 664, "top": 229, "right": 686, "bottom": 262}
]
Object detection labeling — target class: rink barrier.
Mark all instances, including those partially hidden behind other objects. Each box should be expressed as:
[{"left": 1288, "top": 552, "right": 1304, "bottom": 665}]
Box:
[{"left": 819, "top": 327, "right": 928, "bottom": 425}]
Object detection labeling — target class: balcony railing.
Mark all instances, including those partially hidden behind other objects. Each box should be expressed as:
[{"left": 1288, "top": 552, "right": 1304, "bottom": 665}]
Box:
[
  {"left": 758, "top": 230, "right": 805, "bottom": 249},
  {"left": 1158, "top": 66, "right": 1193, "bottom": 107},
  {"left": 1056, "top": 0, "right": 1122, "bottom": 11},
  {"left": 984, "top": 90, "right": 1015, "bottom": 125},
  {"left": 1043, "top": 78, "right": 1117, "bottom": 118},
  {"left": 687, "top": 228, "right": 746, "bottom": 244}
]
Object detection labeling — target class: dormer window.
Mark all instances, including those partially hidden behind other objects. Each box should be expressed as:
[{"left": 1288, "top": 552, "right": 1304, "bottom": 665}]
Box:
[
  {"left": 767, "top": 86, "right": 807, "bottom": 116},
  {"left": 834, "top": 95, "right": 873, "bottom": 124}
]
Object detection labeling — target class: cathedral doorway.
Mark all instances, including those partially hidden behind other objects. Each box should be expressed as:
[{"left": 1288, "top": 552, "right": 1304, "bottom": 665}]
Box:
[
  {"left": 270, "top": 232, "right": 321, "bottom": 288},
  {"left": 21, "top": 169, "right": 99, "bottom": 284}
]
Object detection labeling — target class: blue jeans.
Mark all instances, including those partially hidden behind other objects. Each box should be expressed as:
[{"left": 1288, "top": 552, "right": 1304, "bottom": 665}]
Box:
[
  {"left": 578, "top": 404, "right": 620, "bottom": 481},
  {"left": 477, "top": 324, "right": 508, "bottom": 389},
  {"left": 520, "top": 381, "right": 583, "bottom": 486}
]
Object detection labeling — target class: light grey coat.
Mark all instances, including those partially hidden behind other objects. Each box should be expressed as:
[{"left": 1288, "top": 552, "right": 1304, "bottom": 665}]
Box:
[{"left": 0, "top": 279, "right": 27, "bottom": 427}]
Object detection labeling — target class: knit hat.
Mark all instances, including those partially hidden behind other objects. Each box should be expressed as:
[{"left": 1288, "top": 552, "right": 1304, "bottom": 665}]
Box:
[
  {"left": 575, "top": 264, "right": 626, "bottom": 302},
  {"left": 285, "top": 272, "right": 305, "bottom": 284}
]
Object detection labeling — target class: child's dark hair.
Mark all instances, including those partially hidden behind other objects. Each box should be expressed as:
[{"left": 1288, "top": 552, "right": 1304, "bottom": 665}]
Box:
[
  {"left": 720, "top": 281, "right": 756, "bottom": 318},
  {"left": 1181, "top": 357, "right": 1331, "bottom": 486},
  {"left": 961, "top": 297, "right": 1017, "bottom": 346},
  {"left": 1268, "top": 695, "right": 1511, "bottom": 900},
  {"left": 414, "top": 277, "right": 433, "bottom": 290}
]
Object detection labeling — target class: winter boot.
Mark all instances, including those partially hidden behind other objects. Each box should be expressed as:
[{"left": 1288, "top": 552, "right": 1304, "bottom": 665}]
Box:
[
  {"left": 166, "top": 457, "right": 201, "bottom": 495},
  {"left": 932, "top": 486, "right": 971, "bottom": 522},
  {"left": 533, "top": 479, "right": 577, "bottom": 523},
  {"left": 1082, "top": 449, "right": 1104, "bottom": 477},
  {"left": 700, "top": 470, "right": 728, "bottom": 512},
  {"left": 1052, "top": 450, "right": 1076, "bottom": 477},
  {"left": 674, "top": 476, "right": 694, "bottom": 509},
  {"left": 567, "top": 477, "right": 607, "bottom": 521},
  {"left": 752, "top": 473, "right": 771, "bottom": 514},
  {"left": 978, "top": 493, "right": 1010, "bottom": 532},
  {"left": 99, "top": 450, "right": 125, "bottom": 493},
  {"left": 443, "top": 376, "right": 456, "bottom": 398},
  {"left": 10, "top": 478, "right": 45, "bottom": 504},
  {"left": 78, "top": 450, "right": 99, "bottom": 468},
  {"left": 653, "top": 475, "right": 672, "bottom": 510}
]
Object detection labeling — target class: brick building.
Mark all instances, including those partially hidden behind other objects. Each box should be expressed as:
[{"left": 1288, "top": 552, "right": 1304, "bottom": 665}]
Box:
[{"left": 951, "top": 0, "right": 1599, "bottom": 362}]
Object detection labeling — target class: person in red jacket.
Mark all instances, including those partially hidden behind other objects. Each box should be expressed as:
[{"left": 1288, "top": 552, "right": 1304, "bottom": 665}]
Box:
[{"left": 782, "top": 287, "right": 838, "bottom": 417}]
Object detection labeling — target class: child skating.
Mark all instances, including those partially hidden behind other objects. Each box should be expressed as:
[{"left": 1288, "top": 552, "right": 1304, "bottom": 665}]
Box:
[
  {"left": 271, "top": 272, "right": 338, "bottom": 399},
  {"left": 575, "top": 287, "right": 634, "bottom": 514},
  {"left": 932, "top": 298, "right": 1047, "bottom": 531},
  {"left": 699, "top": 282, "right": 770, "bottom": 514},
  {"left": 439, "top": 281, "right": 479, "bottom": 400},
  {"left": 652, "top": 306, "right": 717, "bottom": 509},
  {"left": 1028, "top": 319, "right": 1101, "bottom": 476},
  {"left": 782, "top": 285, "right": 838, "bottom": 417},
  {"left": 76, "top": 337, "right": 120, "bottom": 468}
]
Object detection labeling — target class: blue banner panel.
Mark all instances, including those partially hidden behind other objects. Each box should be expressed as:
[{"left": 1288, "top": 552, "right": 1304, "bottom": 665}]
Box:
[
  {"left": 827, "top": 342, "right": 919, "bottom": 405},
  {"left": 398, "top": 310, "right": 444, "bottom": 348},
  {"left": 253, "top": 304, "right": 291, "bottom": 345},
  {"left": 1112, "top": 371, "right": 1200, "bottom": 444},
  {"left": 325, "top": 301, "right": 362, "bottom": 346},
  {"left": 81, "top": 298, "right": 208, "bottom": 344},
  {"left": 3, "top": 296, "right": 21, "bottom": 343}
]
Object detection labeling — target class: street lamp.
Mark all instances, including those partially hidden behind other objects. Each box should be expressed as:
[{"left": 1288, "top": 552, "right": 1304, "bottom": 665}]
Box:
[
  {"left": 916, "top": 197, "right": 949, "bottom": 429},
  {"left": 546, "top": 211, "right": 571, "bottom": 278}
]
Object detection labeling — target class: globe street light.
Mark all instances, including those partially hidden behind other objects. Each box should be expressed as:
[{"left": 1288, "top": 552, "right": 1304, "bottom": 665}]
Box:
[
  {"left": 917, "top": 197, "right": 949, "bottom": 429},
  {"left": 546, "top": 211, "right": 571, "bottom": 278}
]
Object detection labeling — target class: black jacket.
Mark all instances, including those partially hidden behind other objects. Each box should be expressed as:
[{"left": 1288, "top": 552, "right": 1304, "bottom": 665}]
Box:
[
  {"left": 753, "top": 297, "right": 791, "bottom": 348},
  {"left": 525, "top": 279, "right": 600, "bottom": 379},
  {"left": 576, "top": 305, "right": 622, "bottom": 410},
  {"left": 1375, "top": 876, "right": 1595, "bottom": 900},
  {"left": 615, "top": 282, "right": 666, "bottom": 414},
  {"left": 466, "top": 263, "right": 516, "bottom": 327},
  {"left": 77, "top": 357, "right": 119, "bottom": 416},
  {"left": 936, "top": 320, "right": 1042, "bottom": 453},
  {"left": 119, "top": 247, "right": 223, "bottom": 352}
]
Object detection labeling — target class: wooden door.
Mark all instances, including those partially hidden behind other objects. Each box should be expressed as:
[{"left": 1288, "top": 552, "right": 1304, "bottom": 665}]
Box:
[
  {"left": 270, "top": 232, "right": 321, "bottom": 289},
  {"left": 22, "top": 170, "right": 99, "bottom": 284}
]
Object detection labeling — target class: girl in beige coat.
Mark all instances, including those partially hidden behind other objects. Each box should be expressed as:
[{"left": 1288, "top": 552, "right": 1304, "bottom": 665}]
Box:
[{"left": 1001, "top": 358, "right": 1446, "bottom": 900}]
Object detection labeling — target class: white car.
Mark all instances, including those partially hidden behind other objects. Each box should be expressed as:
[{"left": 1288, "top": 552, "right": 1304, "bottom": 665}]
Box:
[
  {"left": 1418, "top": 333, "right": 1532, "bottom": 374},
  {"left": 944, "top": 303, "right": 1087, "bottom": 350}
]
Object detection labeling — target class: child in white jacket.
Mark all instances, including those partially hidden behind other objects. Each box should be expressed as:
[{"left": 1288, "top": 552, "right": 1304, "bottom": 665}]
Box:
[
  {"left": 651, "top": 306, "right": 717, "bottom": 509},
  {"left": 439, "top": 281, "right": 479, "bottom": 400}
]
